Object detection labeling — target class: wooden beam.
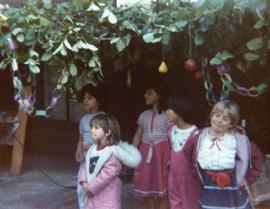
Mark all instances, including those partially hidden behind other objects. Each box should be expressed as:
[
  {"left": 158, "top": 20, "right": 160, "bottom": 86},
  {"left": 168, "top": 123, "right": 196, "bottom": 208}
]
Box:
[{"left": 10, "top": 86, "right": 32, "bottom": 175}]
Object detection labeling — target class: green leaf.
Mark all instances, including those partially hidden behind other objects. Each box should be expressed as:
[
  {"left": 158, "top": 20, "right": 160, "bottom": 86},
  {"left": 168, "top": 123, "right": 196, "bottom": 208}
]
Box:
[
  {"left": 64, "top": 39, "right": 75, "bottom": 51},
  {"left": 236, "top": 61, "right": 245, "bottom": 72},
  {"left": 162, "top": 32, "right": 171, "bottom": 45},
  {"left": 16, "top": 34, "right": 25, "bottom": 42},
  {"left": 86, "top": 43, "right": 98, "bottom": 51},
  {"left": 254, "top": 19, "right": 265, "bottom": 29},
  {"left": 256, "top": 83, "right": 267, "bottom": 94},
  {"left": 108, "top": 12, "right": 117, "bottom": 24},
  {"left": 246, "top": 37, "right": 263, "bottom": 50},
  {"left": 61, "top": 74, "right": 68, "bottom": 84},
  {"left": 13, "top": 78, "right": 23, "bottom": 91},
  {"left": 29, "top": 65, "right": 40, "bottom": 74},
  {"left": 116, "top": 34, "right": 131, "bottom": 52},
  {"left": 41, "top": 52, "right": 52, "bottom": 61},
  {"left": 143, "top": 32, "right": 155, "bottom": 43},
  {"left": 219, "top": 50, "right": 234, "bottom": 60},
  {"left": 175, "top": 20, "right": 188, "bottom": 29},
  {"left": 87, "top": 2, "right": 100, "bottom": 11},
  {"left": 60, "top": 45, "right": 67, "bottom": 56},
  {"left": 29, "top": 49, "right": 39, "bottom": 58},
  {"left": 101, "top": 8, "right": 110, "bottom": 20},
  {"left": 122, "top": 20, "right": 138, "bottom": 33},
  {"left": 40, "top": 17, "right": 50, "bottom": 26},
  {"left": 210, "top": 57, "right": 222, "bottom": 65},
  {"left": 69, "top": 62, "right": 77, "bottom": 77},
  {"left": 53, "top": 42, "right": 64, "bottom": 55},
  {"left": 44, "top": 0, "right": 52, "bottom": 9},
  {"left": 0, "top": 60, "right": 7, "bottom": 69},
  {"left": 143, "top": 32, "right": 162, "bottom": 43},
  {"left": 194, "top": 34, "right": 204, "bottom": 46},
  {"left": 12, "top": 28, "right": 23, "bottom": 35},
  {"left": 243, "top": 52, "right": 259, "bottom": 61},
  {"left": 88, "top": 58, "right": 96, "bottom": 67},
  {"left": 110, "top": 37, "right": 120, "bottom": 44},
  {"left": 74, "top": 76, "right": 84, "bottom": 90}
]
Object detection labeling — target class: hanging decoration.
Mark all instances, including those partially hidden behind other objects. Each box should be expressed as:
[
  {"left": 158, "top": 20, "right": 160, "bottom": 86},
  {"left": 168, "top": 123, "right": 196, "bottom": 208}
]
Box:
[
  {"left": 158, "top": 61, "right": 168, "bottom": 74},
  {"left": 159, "top": 44, "right": 168, "bottom": 74},
  {"left": 185, "top": 23, "right": 197, "bottom": 72},
  {"left": 126, "top": 69, "right": 132, "bottom": 87},
  {"left": 199, "top": 58, "right": 270, "bottom": 105},
  {"left": 8, "top": 38, "right": 64, "bottom": 117},
  {"left": 185, "top": 58, "right": 197, "bottom": 72}
]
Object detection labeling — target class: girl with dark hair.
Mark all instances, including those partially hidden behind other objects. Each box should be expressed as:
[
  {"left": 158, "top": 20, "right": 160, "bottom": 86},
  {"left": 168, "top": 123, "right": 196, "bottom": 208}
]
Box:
[
  {"left": 166, "top": 96, "right": 201, "bottom": 209},
  {"left": 75, "top": 84, "right": 107, "bottom": 209},
  {"left": 133, "top": 77, "right": 170, "bottom": 209},
  {"left": 79, "top": 114, "right": 141, "bottom": 209}
]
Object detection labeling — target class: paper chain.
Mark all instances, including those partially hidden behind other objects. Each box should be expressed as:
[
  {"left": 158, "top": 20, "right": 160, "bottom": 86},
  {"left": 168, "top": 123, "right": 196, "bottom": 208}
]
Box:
[
  {"left": 201, "top": 60, "right": 270, "bottom": 105},
  {"left": 8, "top": 38, "right": 63, "bottom": 117}
]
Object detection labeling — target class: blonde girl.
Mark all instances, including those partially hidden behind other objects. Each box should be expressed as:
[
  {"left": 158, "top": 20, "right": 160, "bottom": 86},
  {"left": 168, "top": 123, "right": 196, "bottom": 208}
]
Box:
[{"left": 184, "top": 100, "right": 263, "bottom": 209}]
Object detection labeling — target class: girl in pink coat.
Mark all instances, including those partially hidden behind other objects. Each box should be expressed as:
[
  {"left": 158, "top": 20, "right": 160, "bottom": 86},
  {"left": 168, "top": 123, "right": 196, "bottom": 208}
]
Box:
[
  {"left": 166, "top": 96, "right": 201, "bottom": 209},
  {"left": 79, "top": 114, "right": 141, "bottom": 209}
]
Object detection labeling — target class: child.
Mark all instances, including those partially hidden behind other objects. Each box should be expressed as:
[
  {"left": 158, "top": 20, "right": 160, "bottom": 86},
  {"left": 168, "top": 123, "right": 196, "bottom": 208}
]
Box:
[
  {"left": 166, "top": 96, "right": 201, "bottom": 209},
  {"left": 184, "top": 100, "right": 263, "bottom": 209},
  {"left": 75, "top": 84, "right": 107, "bottom": 209},
  {"left": 133, "top": 77, "right": 170, "bottom": 209},
  {"left": 79, "top": 114, "right": 141, "bottom": 209}
]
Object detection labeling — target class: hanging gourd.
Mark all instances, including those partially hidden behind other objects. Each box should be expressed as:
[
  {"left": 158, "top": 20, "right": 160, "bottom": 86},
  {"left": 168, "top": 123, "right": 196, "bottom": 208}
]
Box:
[
  {"left": 127, "top": 69, "right": 132, "bottom": 87},
  {"left": 159, "top": 61, "right": 168, "bottom": 74}
]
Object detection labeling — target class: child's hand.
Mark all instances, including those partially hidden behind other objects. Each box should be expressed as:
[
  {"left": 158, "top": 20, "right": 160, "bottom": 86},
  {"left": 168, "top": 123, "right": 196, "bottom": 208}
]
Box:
[
  {"left": 239, "top": 180, "right": 246, "bottom": 188},
  {"left": 75, "top": 150, "right": 84, "bottom": 162},
  {"left": 82, "top": 182, "right": 89, "bottom": 194}
]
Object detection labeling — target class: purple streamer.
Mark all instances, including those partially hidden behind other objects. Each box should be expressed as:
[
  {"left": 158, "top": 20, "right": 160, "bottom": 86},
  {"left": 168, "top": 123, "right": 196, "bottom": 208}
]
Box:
[
  {"left": 7, "top": 37, "right": 15, "bottom": 51},
  {"left": 50, "top": 97, "right": 58, "bottom": 108},
  {"left": 236, "top": 86, "right": 249, "bottom": 96}
]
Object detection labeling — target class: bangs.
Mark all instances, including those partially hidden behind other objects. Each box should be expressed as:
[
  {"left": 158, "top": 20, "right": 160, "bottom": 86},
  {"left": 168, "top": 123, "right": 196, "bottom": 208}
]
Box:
[{"left": 211, "top": 101, "right": 239, "bottom": 125}]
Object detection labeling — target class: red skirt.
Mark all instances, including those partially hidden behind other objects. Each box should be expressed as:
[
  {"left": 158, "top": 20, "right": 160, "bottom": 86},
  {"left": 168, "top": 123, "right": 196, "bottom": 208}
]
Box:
[{"left": 133, "top": 140, "right": 170, "bottom": 197}]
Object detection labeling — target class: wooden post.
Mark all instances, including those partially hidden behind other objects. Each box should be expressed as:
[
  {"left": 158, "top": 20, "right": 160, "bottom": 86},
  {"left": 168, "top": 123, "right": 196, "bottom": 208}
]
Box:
[{"left": 10, "top": 86, "right": 32, "bottom": 175}]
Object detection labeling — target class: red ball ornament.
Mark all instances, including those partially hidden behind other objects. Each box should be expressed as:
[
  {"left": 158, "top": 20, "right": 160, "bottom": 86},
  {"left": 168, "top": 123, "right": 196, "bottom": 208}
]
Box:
[{"left": 185, "top": 58, "right": 197, "bottom": 71}]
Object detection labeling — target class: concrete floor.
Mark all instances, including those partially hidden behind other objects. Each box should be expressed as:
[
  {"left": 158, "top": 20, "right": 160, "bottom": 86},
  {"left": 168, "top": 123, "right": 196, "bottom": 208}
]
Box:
[
  {"left": 0, "top": 153, "right": 143, "bottom": 209},
  {"left": 0, "top": 153, "right": 269, "bottom": 209}
]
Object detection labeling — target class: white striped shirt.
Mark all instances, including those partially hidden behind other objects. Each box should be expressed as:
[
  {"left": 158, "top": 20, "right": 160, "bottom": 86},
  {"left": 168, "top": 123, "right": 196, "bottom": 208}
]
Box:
[{"left": 138, "top": 110, "right": 169, "bottom": 143}]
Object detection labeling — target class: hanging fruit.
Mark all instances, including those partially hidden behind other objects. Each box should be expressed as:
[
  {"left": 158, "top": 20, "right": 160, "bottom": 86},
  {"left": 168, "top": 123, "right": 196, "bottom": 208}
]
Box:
[
  {"left": 158, "top": 61, "right": 168, "bottom": 74},
  {"left": 184, "top": 58, "right": 197, "bottom": 71},
  {"left": 127, "top": 69, "right": 132, "bottom": 87},
  {"left": 194, "top": 71, "right": 203, "bottom": 80}
]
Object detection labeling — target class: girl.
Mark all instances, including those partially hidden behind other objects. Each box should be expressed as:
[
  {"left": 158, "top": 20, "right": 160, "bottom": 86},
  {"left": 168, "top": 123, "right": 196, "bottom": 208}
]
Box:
[
  {"left": 184, "top": 100, "right": 263, "bottom": 209},
  {"left": 75, "top": 84, "right": 106, "bottom": 209},
  {"left": 79, "top": 114, "right": 141, "bottom": 209},
  {"left": 166, "top": 96, "right": 201, "bottom": 209},
  {"left": 133, "top": 77, "right": 170, "bottom": 209}
]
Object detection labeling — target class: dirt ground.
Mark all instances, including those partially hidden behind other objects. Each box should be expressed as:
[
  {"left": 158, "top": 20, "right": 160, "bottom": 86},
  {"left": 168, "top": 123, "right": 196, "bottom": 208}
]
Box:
[{"left": 0, "top": 153, "right": 143, "bottom": 209}]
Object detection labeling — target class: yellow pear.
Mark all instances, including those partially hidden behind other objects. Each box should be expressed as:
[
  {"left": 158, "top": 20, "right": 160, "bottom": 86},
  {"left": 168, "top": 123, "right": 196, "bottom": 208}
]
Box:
[{"left": 158, "top": 61, "right": 168, "bottom": 74}]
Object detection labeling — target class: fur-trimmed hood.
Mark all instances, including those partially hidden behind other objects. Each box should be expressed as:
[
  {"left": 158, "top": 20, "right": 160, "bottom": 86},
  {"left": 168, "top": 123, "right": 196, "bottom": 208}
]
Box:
[
  {"left": 85, "top": 141, "right": 141, "bottom": 182},
  {"left": 113, "top": 141, "right": 142, "bottom": 168}
]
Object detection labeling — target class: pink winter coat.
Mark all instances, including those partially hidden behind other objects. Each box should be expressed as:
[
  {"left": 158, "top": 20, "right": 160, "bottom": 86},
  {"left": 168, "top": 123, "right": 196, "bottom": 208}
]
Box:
[{"left": 79, "top": 155, "right": 122, "bottom": 209}]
